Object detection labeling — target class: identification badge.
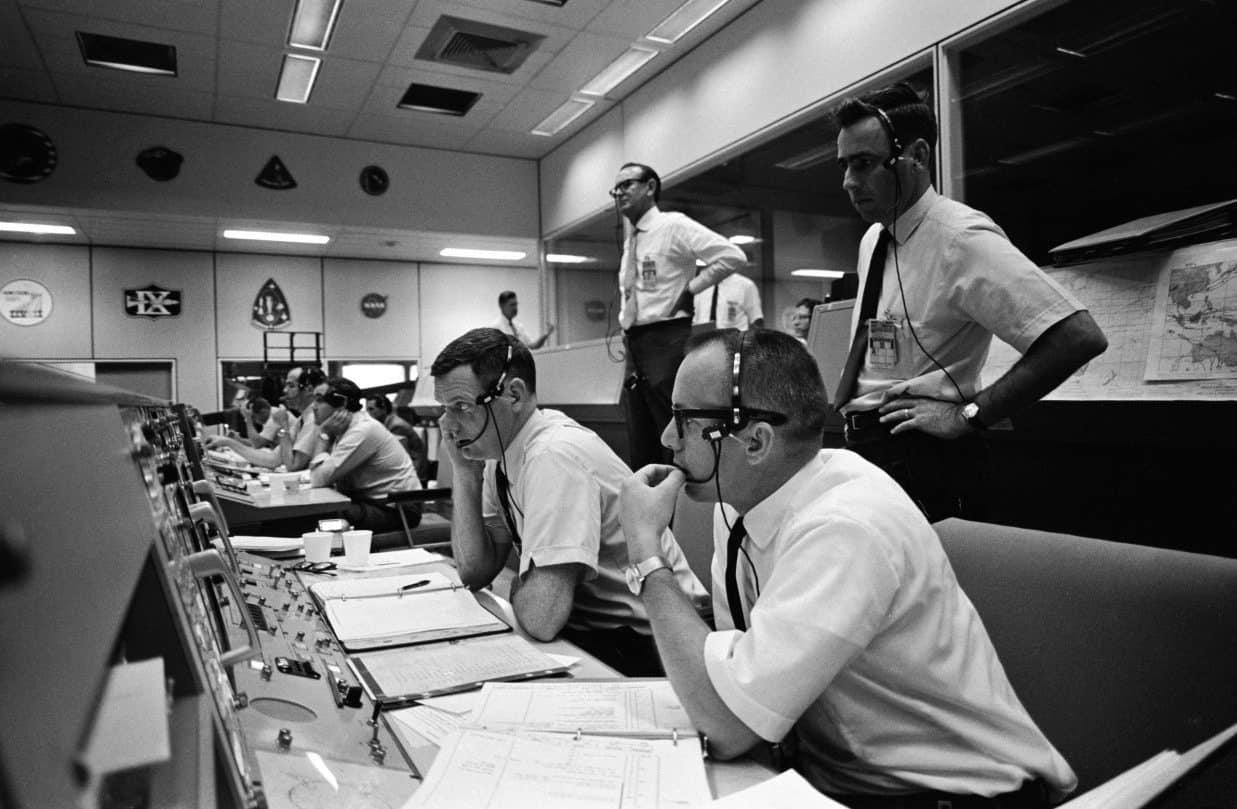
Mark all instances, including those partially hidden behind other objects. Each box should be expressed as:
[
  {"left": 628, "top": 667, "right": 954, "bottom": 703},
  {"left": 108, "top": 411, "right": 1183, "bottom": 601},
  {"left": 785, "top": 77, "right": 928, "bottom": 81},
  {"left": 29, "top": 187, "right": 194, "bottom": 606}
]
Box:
[
  {"left": 639, "top": 256, "right": 658, "bottom": 289},
  {"left": 867, "top": 318, "right": 898, "bottom": 368}
]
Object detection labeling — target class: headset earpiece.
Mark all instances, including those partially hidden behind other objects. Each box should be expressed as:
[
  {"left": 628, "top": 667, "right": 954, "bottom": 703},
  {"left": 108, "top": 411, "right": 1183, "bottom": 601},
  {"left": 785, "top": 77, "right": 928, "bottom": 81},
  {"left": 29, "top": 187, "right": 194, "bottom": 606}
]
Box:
[
  {"left": 872, "top": 105, "right": 904, "bottom": 170},
  {"left": 476, "top": 343, "right": 514, "bottom": 406},
  {"left": 702, "top": 424, "right": 728, "bottom": 443}
]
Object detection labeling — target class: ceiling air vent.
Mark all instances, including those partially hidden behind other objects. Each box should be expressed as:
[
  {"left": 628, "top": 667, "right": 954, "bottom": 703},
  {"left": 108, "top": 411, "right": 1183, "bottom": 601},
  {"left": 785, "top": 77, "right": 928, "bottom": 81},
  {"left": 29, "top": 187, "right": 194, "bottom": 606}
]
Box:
[
  {"left": 415, "top": 15, "right": 544, "bottom": 75},
  {"left": 398, "top": 83, "right": 481, "bottom": 117}
]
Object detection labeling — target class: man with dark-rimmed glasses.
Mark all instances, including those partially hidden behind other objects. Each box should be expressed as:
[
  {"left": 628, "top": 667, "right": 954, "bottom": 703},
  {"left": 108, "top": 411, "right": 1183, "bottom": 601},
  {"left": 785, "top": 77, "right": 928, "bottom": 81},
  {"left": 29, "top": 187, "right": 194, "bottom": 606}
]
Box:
[
  {"left": 611, "top": 161, "right": 747, "bottom": 471},
  {"left": 619, "top": 328, "right": 1075, "bottom": 806}
]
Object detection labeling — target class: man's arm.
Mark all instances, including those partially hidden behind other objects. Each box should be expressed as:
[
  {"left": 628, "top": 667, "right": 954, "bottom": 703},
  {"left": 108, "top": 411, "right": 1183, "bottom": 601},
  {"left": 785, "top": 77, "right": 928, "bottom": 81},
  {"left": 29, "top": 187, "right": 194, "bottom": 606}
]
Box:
[
  {"left": 881, "top": 310, "right": 1107, "bottom": 439},
  {"left": 202, "top": 434, "right": 282, "bottom": 468},
  {"left": 526, "top": 323, "right": 555, "bottom": 350},
  {"left": 620, "top": 465, "right": 762, "bottom": 759},
  {"left": 508, "top": 561, "right": 585, "bottom": 642},
  {"left": 444, "top": 442, "right": 512, "bottom": 590},
  {"left": 672, "top": 222, "right": 747, "bottom": 314}
]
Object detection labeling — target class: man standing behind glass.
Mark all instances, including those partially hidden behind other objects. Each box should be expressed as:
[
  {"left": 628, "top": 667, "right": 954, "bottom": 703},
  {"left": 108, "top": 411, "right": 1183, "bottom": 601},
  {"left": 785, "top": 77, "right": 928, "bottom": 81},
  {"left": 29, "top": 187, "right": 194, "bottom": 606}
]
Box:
[{"left": 612, "top": 162, "right": 747, "bottom": 469}]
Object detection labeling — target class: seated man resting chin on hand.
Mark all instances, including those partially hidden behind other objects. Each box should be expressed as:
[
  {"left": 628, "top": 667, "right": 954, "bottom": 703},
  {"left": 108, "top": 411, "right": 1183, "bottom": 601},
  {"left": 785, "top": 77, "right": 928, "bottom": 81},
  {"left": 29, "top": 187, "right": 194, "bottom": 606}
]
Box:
[{"left": 619, "top": 328, "right": 1076, "bottom": 806}]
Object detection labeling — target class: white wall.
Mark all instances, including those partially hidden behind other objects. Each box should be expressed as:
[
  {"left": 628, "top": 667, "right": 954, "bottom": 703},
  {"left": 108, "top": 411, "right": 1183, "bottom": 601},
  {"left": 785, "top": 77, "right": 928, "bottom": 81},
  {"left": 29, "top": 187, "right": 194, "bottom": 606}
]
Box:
[
  {"left": 540, "top": 0, "right": 1022, "bottom": 234},
  {"left": 0, "top": 100, "right": 539, "bottom": 239},
  {"left": 0, "top": 243, "right": 541, "bottom": 411}
]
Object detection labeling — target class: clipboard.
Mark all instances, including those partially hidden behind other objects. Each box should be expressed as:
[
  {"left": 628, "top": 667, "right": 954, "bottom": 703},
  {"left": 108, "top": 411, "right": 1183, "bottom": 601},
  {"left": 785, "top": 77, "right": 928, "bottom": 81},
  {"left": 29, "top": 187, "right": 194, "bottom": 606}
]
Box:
[
  {"left": 308, "top": 573, "right": 512, "bottom": 652},
  {"left": 347, "top": 633, "right": 571, "bottom": 706}
]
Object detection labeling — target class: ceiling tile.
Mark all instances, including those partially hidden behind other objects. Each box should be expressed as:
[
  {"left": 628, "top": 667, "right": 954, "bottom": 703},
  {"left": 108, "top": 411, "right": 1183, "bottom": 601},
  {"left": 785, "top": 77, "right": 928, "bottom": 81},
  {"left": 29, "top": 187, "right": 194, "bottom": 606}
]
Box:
[
  {"left": 18, "top": 0, "right": 220, "bottom": 36},
  {"left": 218, "top": 0, "right": 291, "bottom": 47},
  {"left": 584, "top": 0, "right": 688, "bottom": 39},
  {"left": 526, "top": 30, "right": 632, "bottom": 93},
  {"left": 0, "top": 4, "right": 43, "bottom": 69},
  {"left": 214, "top": 94, "right": 357, "bottom": 137},
  {"left": 54, "top": 74, "right": 216, "bottom": 119},
  {"left": 328, "top": 0, "right": 414, "bottom": 60},
  {"left": 0, "top": 66, "right": 59, "bottom": 102}
]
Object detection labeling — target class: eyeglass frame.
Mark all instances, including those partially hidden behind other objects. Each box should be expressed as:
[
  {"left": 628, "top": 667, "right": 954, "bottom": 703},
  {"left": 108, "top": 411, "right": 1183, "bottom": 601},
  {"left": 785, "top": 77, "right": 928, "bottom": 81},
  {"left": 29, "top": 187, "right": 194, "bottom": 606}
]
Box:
[
  {"left": 671, "top": 406, "right": 789, "bottom": 440},
  {"left": 609, "top": 177, "right": 650, "bottom": 199}
]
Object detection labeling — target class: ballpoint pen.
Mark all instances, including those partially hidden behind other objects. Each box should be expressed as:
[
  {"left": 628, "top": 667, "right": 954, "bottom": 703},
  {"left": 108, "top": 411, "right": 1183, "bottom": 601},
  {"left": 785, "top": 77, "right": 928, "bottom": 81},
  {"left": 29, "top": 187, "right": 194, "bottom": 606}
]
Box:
[{"left": 398, "top": 579, "right": 431, "bottom": 593}]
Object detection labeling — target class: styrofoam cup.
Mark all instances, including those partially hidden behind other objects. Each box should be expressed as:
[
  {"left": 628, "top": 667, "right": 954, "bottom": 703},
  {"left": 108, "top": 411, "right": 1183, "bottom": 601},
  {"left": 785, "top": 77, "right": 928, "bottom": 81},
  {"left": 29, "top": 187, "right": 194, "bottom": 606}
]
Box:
[
  {"left": 302, "top": 531, "right": 332, "bottom": 563},
  {"left": 342, "top": 529, "right": 372, "bottom": 566}
]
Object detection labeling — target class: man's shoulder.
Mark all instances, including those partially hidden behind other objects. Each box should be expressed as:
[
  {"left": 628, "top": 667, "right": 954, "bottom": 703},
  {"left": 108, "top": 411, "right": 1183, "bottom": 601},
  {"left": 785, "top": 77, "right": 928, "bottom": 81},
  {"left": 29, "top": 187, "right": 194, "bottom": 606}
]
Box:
[{"left": 525, "top": 410, "right": 625, "bottom": 468}]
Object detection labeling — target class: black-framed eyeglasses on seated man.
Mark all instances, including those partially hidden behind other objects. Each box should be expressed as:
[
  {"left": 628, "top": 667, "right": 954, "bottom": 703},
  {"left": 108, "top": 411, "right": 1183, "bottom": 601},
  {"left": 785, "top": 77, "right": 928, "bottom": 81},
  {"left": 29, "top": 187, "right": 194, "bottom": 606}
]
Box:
[
  {"left": 672, "top": 407, "right": 788, "bottom": 440},
  {"left": 609, "top": 178, "right": 647, "bottom": 198}
]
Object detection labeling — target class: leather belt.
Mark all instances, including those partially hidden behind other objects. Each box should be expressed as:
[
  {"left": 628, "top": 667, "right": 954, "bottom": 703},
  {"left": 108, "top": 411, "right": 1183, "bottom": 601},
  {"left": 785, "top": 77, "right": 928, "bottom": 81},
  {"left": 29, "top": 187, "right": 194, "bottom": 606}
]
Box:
[{"left": 844, "top": 410, "right": 885, "bottom": 432}]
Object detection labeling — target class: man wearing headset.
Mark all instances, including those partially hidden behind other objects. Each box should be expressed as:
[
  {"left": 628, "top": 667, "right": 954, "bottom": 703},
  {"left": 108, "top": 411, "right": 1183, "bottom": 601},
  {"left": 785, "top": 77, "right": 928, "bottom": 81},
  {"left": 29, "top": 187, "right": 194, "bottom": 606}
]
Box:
[
  {"left": 619, "top": 328, "right": 1075, "bottom": 806},
  {"left": 431, "top": 328, "right": 705, "bottom": 676},
  {"left": 205, "top": 365, "right": 324, "bottom": 472},
  {"left": 612, "top": 162, "right": 748, "bottom": 469},
  {"left": 307, "top": 377, "right": 422, "bottom": 532},
  {"left": 833, "top": 83, "right": 1107, "bottom": 520}
]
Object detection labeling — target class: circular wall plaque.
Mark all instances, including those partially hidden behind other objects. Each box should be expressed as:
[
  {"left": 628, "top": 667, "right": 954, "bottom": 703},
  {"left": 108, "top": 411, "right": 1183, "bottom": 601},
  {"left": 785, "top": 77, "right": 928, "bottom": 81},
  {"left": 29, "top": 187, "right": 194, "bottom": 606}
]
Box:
[
  {"left": 1, "top": 278, "right": 53, "bottom": 326},
  {"left": 0, "top": 124, "right": 57, "bottom": 184},
  {"left": 359, "top": 165, "right": 389, "bottom": 196}
]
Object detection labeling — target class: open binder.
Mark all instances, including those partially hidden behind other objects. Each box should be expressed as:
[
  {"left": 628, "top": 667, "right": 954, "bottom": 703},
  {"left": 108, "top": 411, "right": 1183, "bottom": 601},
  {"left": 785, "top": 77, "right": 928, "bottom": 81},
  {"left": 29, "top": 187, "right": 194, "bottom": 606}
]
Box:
[{"left": 308, "top": 572, "right": 510, "bottom": 652}]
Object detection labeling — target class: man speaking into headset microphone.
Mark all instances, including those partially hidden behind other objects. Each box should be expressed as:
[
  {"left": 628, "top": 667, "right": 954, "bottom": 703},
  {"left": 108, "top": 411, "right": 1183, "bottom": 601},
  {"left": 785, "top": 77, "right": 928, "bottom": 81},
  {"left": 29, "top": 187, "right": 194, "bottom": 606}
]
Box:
[{"left": 431, "top": 328, "right": 705, "bottom": 676}]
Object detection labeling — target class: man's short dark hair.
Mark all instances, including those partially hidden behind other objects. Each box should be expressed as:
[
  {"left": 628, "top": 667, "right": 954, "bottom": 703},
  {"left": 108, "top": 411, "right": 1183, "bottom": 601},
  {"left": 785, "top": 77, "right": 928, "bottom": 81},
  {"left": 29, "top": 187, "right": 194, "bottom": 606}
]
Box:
[
  {"left": 797, "top": 297, "right": 823, "bottom": 310},
  {"left": 834, "top": 81, "right": 937, "bottom": 153},
  {"left": 620, "top": 162, "right": 661, "bottom": 203},
  {"left": 251, "top": 396, "right": 272, "bottom": 414},
  {"left": 322, "top": 377, "right": 364, "bottom": 412},
  {"left": 296, "top": 365, "right": 326, "bottom": 389},
  {"left": 498, "top": 290, "right": 517, "bottom": 306},
  {"left": 367, "top": 395, "right": 393, "bottom": 416},
  {"left": 431, "top": 328, "right": 537, "bottom": 395},
  {"left": 684, "top": 328, "right": 828, "bottom": 443}
]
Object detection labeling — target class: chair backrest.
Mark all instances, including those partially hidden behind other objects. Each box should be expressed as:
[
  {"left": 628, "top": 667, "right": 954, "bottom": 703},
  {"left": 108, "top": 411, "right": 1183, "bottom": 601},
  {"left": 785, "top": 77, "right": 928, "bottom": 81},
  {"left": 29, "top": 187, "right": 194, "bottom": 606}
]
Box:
[{"left": 934, "top": 518, "right": 1237, "bottom": 793}]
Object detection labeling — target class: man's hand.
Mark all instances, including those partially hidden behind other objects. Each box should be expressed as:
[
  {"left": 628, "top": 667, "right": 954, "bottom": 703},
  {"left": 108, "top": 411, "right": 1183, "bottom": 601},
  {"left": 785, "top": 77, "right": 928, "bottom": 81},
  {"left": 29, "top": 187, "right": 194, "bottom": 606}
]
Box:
[
  {"left": 877, "top": 388, "right": 970, "bottom": 440},
  {"left": 620, "top": 464, "right": 685, "bottom": 559},
  {"left": 270, "top": 405, "right": 291, "bottom": 430},
  {"left": 203, "top": 434, "right": 240, "bottom": 450},
  {"left": 319, "top": 409, "right": 351, "bottom": 438},
  {"left": 439, "top": 425, "right": 485, "bottom": 483},
  {"left": 671, "top": 289, "right": 695, "bottom": 318}
]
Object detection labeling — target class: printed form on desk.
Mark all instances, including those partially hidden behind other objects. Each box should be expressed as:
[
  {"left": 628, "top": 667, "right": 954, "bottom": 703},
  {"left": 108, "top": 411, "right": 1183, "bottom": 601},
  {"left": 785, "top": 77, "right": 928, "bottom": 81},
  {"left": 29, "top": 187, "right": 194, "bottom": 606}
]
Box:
[
  {"left": 465, "top": 679, "right": 695, "bottom": 738},
  {"left": 400, "top": 728, "right": 711, "bottom": 809}
]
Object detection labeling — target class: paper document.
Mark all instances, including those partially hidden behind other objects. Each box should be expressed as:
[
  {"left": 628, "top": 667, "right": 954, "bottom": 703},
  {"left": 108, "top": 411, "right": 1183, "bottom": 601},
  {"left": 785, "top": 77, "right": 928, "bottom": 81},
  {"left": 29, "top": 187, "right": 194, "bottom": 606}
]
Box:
[
  {"left": 1056, "top": 721, "right": 1237, "bottom": 809},
  {"left": 401, "top": 728, "right": 711, "bottom": 809},
  {"left": 335, "top": 547, "right": 443, "bottom": 571},
  {"left": 310, "top": 571, "right": 454, "bottom": 599},
  {"left": 466, "top": 679, "right": 695, "bottom": 738},
  {"left": 318, "top": 585, "right": 508, "bottom": 651},
  {"left": 349, "top": 633, "right": 569, "bottom": 704}
]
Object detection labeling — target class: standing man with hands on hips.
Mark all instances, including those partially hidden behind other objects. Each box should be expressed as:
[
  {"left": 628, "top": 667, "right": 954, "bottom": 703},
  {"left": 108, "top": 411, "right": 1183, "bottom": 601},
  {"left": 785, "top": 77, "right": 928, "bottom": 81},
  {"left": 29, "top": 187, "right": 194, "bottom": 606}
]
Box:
[
  {"left": 618, "top": 328, "right": 1076, "bottom": 806},
  {"left": 832, "top": 82, "right": 1107, "bottom": 520},
  {"left": 612, "top": 161, "right": 748, "bottom": 469}
]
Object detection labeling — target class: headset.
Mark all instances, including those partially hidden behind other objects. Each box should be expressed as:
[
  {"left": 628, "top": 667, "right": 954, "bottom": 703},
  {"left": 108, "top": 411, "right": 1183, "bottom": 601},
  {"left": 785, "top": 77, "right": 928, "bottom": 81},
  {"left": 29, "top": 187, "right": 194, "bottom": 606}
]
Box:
[
  {"left": 869, "top": 96, "right": 967, "bottom": 404},
  {"left": 453, "top": 342, "right": 513, "bottom": 449},
  {"left": 702, "top": 330, "right": 753, "bottom": 442}
]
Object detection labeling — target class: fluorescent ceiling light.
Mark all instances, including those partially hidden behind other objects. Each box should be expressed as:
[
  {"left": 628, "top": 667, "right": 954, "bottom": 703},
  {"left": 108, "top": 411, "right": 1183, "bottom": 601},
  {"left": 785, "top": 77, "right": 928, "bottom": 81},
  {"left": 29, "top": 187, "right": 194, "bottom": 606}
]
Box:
[
  {"left": 288, "top": 0, "right": 343, "bottom": 50},
  {"left": 0, "top": 222, "right": 76, "bottom": 235},
  {"left": 579, "top": 46, "right": 658, "bottom": 97},
  {"left": 531, "top": 98, "right": 594, "bottom": 136},
  {"left": 223, "top": 229, "right": 330, "bottom": 244},
  {"left": 76, "top": 32, "right": 177, "bottom": 76},
  {"left": 276, "top": 54, "right": 321, "bottom": 103},
  {"left": 775, "top": 145, "right": 836, "bottom": 171},
  {"left": 440, "top": 247, "right": 527, "bottom": 261},
  {"left": 728, "top": 235, "right": 757, "bottom": 245},
  {"left": 646, "top": 0, "right": 729, "bottom": 44},
  {"left": 546, "top": 253, "right": 596, "bottom": 264},
  {"left": 792, "top": 269, "right": 845, "bottom": 279}
]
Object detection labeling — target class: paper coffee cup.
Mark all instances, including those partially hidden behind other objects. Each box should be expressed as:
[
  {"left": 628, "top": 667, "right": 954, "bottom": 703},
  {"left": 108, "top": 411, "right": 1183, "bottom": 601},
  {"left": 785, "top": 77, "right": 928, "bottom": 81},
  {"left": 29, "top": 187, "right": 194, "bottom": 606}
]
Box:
[
  {"left": 342, "top": 529, "right": 373, "bottom": 566},
  {"left": 302, "top": 531, "right": 332, "bottom": 563}
]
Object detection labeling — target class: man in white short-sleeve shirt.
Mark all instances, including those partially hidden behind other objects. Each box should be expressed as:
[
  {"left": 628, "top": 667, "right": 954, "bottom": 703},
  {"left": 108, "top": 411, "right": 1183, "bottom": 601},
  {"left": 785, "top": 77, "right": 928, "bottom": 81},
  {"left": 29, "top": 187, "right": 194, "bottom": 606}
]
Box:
[
  {"left": 693, "top": 273, "right": 764, "bottom": 330},
  {"left": 432, "top": 327, "right": 705, "bottom": 676},
  {"left": 619, "top": 329, "right": 1076, "bottom": 805}
]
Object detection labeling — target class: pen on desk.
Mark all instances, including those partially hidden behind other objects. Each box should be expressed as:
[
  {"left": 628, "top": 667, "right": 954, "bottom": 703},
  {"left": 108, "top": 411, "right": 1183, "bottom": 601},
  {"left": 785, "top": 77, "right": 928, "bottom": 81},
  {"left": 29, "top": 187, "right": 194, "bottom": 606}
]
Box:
[{"left": 398, "top": 579, "right": 430, "bottom": 593}]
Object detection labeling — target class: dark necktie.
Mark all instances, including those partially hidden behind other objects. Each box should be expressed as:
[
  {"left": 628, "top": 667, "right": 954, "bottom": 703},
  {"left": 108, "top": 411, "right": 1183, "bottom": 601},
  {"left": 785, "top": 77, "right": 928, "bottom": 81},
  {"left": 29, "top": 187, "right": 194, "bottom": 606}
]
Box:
[
  {"left": 724, "top": 517, "right": 748, "bottom": 631},
  {"left": 835, "top": 228, "right": 892, "bottom": 407},
  {"left": 494, "top": 466, "right": 522, "bottom": 550}
]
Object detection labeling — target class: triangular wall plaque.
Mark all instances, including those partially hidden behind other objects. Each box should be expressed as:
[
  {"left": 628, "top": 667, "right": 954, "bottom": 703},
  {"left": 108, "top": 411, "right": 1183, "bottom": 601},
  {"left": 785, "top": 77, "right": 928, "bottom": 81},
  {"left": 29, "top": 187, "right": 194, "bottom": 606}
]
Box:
[
  {"left": 251, "top": 278, "right": 291, "bottom": 328},
  {"left": 255, "top": 155, "right": 297, "bottom": 190}
]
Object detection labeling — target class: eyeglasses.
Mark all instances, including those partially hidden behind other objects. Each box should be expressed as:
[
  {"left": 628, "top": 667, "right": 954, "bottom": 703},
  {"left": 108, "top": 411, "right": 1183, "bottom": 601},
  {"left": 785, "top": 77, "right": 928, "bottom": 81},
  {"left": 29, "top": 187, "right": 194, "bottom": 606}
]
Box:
[
  {"left": 609, "top": 178, "right": 646, "bottom": 199},
  {"left": 671, "top": 406, "right": 789, "bottom": 440}
]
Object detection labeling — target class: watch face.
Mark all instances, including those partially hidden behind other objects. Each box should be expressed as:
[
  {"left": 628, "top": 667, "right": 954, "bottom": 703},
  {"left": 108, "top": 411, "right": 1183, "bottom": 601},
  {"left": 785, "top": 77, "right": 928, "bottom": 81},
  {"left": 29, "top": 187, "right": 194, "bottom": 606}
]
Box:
[{"left": 625, "top": 565, "right": 642, "bottom": 595}]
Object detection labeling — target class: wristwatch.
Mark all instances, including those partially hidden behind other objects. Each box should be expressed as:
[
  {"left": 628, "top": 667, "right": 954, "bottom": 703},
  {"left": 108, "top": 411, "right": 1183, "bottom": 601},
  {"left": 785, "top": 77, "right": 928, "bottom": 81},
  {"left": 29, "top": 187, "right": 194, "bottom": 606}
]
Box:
[
  {"left": 961, "top": 401, "right": 986, "bottom": 430},
  {"left": 626, "top": 556, "right": 669, "bottom": 595}
]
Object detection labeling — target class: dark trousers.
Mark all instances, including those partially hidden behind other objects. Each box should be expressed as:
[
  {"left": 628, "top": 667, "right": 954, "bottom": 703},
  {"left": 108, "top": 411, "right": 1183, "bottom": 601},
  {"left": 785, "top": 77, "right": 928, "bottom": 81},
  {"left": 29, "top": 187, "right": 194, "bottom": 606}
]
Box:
[
  {"left": 845, "top": 423, "right": 990, "bottom": 523},
  {"left": 560, "top": 625, "right": 665, "bottom": 677},
  {"left": 622, "top": 317, "right": 691, "bottom": 470}
]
